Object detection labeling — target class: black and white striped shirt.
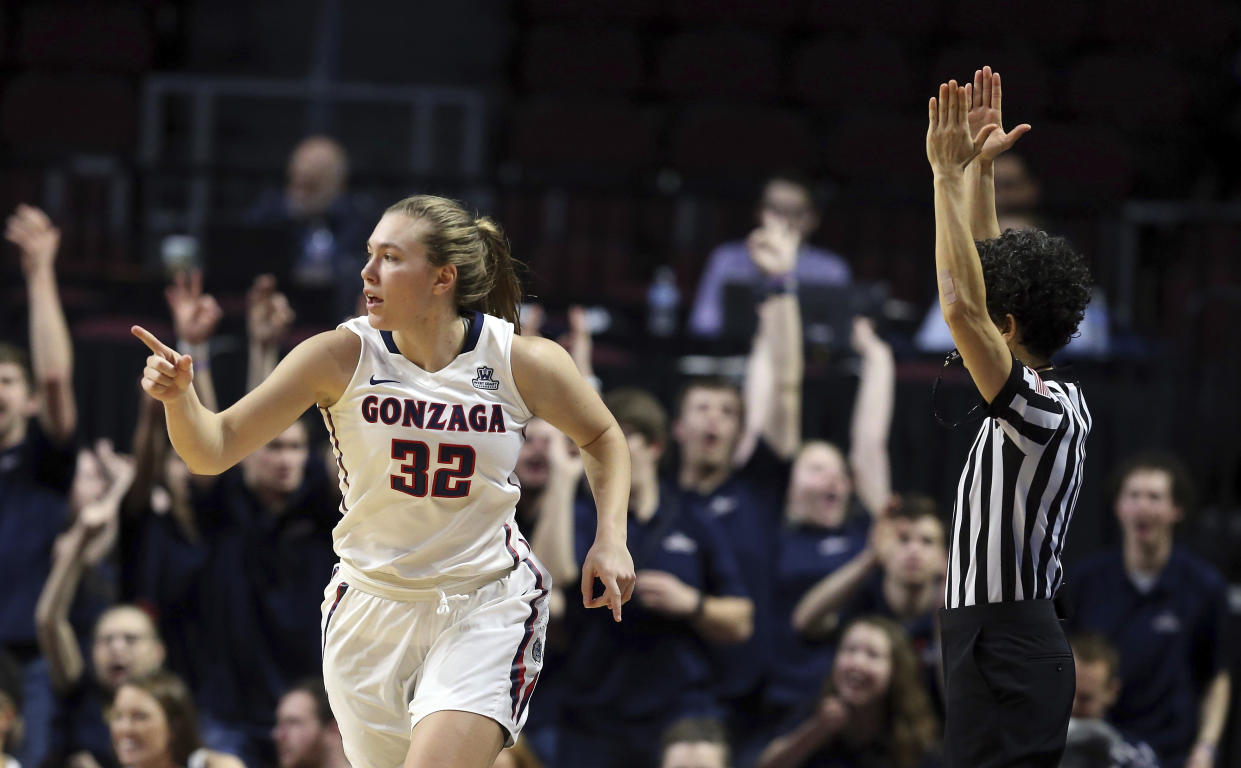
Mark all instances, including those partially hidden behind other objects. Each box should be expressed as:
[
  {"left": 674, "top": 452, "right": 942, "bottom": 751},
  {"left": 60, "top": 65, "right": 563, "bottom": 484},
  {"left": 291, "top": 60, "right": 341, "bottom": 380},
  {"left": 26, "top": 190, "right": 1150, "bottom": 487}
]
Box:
[{"left": 945, "top": 357, "right": 1092, "bottom": 608}]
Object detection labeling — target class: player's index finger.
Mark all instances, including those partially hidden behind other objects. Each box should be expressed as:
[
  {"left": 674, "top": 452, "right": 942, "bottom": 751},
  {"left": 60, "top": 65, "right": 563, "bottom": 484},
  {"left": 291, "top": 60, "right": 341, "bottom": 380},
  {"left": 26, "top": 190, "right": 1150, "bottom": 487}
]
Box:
[{"left": 131, "top": 325, "right": 172, "bottom": 357}]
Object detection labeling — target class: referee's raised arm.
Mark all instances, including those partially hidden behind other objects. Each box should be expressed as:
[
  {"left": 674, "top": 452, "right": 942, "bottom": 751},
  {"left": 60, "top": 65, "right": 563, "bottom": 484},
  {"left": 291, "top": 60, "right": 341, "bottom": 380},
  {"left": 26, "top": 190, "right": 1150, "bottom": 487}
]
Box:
[{"left": 927, "top": 79, "right": 1013, "bottom": 403}]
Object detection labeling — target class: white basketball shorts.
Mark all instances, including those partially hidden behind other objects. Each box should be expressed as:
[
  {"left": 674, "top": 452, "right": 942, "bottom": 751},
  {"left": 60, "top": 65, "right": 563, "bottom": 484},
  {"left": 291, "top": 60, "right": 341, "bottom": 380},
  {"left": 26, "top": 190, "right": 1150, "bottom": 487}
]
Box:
[{"left": 319, "top": 559, "right": 551, "bottom": 768}]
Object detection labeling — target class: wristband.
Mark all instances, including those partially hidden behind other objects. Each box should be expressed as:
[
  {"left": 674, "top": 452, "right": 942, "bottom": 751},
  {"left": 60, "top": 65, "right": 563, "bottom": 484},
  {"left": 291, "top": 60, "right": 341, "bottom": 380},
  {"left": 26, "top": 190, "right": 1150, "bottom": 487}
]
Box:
[
  {"left": 691, "top": 590, "right": 706, "bottom": 621},
  {"left": 764, "top": 274, "right": 798, "bottom": 298}
]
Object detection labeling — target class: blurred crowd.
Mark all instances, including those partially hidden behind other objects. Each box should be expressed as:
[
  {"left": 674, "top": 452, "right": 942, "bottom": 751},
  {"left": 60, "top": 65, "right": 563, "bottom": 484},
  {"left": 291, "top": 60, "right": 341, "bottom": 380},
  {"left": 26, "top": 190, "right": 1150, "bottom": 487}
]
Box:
[{"left": 0, "top": 135, "right": 1232, "bottom": 768}]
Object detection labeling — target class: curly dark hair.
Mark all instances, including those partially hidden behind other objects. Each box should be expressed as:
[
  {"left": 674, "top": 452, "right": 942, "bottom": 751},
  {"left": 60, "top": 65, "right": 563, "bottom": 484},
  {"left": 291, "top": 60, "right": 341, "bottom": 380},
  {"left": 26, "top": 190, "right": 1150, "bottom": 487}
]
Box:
[{"left": 976, "top": 229, "right": 1092, "bottom": 360}]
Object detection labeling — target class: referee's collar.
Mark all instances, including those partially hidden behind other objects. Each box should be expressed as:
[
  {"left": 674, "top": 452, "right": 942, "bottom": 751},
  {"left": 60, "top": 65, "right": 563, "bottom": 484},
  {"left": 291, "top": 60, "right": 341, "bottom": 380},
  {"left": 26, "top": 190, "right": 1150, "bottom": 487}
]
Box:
[{"left": 1034, "top": 364, "right": 1078, "bottom": 384}]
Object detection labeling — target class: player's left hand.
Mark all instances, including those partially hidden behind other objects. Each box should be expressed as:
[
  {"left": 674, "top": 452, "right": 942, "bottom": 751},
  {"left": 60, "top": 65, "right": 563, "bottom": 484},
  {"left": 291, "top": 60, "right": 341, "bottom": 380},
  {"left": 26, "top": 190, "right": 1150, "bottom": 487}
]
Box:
[
  {"left": 634, "top": 569, "right": 700, "bottom": 618},
  {"left": 927, "top": 80, "right": 999, "bottom": 176},
  {"left": 581, "top": 538, "right": 636, "bottom": 622}
]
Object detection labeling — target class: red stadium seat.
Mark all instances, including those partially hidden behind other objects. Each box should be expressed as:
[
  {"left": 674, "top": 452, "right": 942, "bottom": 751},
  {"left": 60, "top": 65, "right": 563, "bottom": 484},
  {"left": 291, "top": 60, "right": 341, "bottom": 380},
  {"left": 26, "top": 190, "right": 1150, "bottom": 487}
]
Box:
[
  {"left": 1067, "top": 54, "right": 1192, "bottom": 128},
  {"left": 520, "top": 0, "right": 662, "bottom": 21},
  {"left": 1097, "top": 0, "right": 1235, "bottom": 53},
  {"left": 790, "top": 37, "right": 916, "bottom": 110},
  {"left": 508, "top": 98, "right": 660, "bottom": 176},
  {"left": 1019, "top": 123, "right": 1134, "bottom": 204},
  {"left": 664, "top": 0, "right": 805, "bottom": 29},
  {"left": 0, "top": 73, "right": 136, "bottom": 153},
  {"left": 804, "top": 0, "right": 940, "bottom": 38},
  {"left": 821, "top": 111, "right": 925, "bottom": 189},
  {"left": 17, "top": 1, "right": 152, "bottom": 72},
  {"left": 655, "top": 31, "right": 780, "bottom": 99},
  {"left": 520, "top": 25, "right": 643, "bottom": 95},
  {"left": 667, "top": 103, "right": 815, "bottom": 174},
  {"left": 943, "top": 0, "right": 1089, "bottom": 49}
]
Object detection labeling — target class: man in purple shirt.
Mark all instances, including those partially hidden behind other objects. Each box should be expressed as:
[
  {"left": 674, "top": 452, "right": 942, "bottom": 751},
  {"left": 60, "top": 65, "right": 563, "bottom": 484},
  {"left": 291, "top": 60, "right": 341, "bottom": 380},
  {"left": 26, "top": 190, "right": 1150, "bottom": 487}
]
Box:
[{"left": 689, "top": 174, "right": 851, "bottom": 337}]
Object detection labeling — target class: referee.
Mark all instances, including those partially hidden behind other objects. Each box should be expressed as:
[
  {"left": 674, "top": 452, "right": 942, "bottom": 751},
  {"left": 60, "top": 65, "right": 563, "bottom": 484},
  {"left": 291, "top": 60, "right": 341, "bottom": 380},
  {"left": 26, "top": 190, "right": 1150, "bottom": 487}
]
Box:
[{"left": 926, "top": 69, "right": 1093, "bottom": 767}]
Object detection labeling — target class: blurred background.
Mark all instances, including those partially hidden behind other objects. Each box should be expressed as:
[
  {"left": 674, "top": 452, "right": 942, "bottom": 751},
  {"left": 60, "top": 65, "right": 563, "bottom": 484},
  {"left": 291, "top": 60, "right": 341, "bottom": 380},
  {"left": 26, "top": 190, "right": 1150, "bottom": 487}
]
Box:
[
  {"left": 0, "top": 0, "right": 1239, "bottom": 763},
  {"left": 3, "top": 0, "right": 1239, "bottom": 571}
]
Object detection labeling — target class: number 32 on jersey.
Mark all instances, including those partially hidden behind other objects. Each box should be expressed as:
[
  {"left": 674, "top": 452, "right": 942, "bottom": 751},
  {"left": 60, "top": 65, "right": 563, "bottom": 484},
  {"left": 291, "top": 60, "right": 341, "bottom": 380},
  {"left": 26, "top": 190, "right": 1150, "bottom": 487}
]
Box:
[{"left": 390, "top": 439, "right": 477, "bottom": 499}]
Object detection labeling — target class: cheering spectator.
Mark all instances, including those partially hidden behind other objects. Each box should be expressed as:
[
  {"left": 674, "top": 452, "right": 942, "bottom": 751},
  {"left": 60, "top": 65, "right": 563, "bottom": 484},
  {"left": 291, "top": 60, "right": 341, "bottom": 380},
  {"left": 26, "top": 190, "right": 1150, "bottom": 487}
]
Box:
[
  {"left": 761, "top": 318, "right": 895, "bottom": 735},
  {"left": 757, "top": 617, "right": 940, "bottom": 768},
  {"left": 661, "top": 718, "right": 731, "bottom": 768},
  {"left": 552, "top": 389, "right": 752, "bottom": 768},
  {"left": 127, "top": 271, "right": 332, "bottom": 768},
  {"left": 689, "top": 175, "right": 850, "bottom": 337},
  {"left": 676, "top": 214, "right": 804, "bottom": 759},
  {"left": 790, "top": 495, "right": 946, "bottom": 713},
  {"left": 1, "top": 204, "right": 78, "bottom": 768},
  {"left": 1065, "top": 454, "right": 1231, "bottom": 768},
  {"left": 107, "top": 671, "right": 242, "bottom": 768},
  {"left": 1061, "top": 634, "right": 1160, "bottom": 768},
  {"left": 247, "top": 136, "right": 369, "bottom": 323},
  {"left": 272, "top": 680, "right": 347, "bottom": 768}
]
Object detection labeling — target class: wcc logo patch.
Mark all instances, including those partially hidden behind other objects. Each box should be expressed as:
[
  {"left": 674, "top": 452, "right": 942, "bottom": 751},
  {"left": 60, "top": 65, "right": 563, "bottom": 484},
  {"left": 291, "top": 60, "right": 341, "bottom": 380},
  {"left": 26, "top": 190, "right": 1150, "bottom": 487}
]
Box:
[
  {"left": 471, "top": 366, "right": 500, "bottom": 391},
  {"left": 531, "top": 637, "right": 544, "bottom": 663}
]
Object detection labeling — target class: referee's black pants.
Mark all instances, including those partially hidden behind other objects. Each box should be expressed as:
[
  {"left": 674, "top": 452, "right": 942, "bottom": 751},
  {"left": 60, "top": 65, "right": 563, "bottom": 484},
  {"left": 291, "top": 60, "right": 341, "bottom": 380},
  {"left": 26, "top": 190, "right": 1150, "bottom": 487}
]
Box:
[{"left": 940, "top": 599, "right": 1075, "bottom": 768}]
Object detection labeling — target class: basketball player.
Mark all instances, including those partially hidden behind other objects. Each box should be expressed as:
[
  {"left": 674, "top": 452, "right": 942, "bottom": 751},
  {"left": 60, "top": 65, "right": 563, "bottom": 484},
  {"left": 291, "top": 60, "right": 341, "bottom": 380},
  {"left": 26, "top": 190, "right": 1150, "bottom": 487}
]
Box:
[
  {"left": 927, "top": 69, "right": 1092, "bottom": 767},
  {"left": 133, "top": 195, "right": 636, "bottom": 768}
]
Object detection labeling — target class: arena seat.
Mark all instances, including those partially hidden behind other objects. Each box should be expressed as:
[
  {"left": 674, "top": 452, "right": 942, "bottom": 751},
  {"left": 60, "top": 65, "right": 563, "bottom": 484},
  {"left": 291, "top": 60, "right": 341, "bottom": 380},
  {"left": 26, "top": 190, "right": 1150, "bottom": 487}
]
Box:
[
  {"left": 520, "top": 25, "right": 643, "bottom": 95},
  {"left": 654, "top": 30, "right": 780, "bottom": 99},
  {"left": 16, "top": 1, "right": 152, "bottom": 72},
  {"left": 0, "top": 73, "right": 136, "bottom": 153},
  {"left": 667, "top": 103, "right": 814, "bottom": 174},
  {"left": 790, "top": 37, "right": 915, "bottom": 110},
  {"left": 508, "top": 98, "right": 659, "bottom": 179}
]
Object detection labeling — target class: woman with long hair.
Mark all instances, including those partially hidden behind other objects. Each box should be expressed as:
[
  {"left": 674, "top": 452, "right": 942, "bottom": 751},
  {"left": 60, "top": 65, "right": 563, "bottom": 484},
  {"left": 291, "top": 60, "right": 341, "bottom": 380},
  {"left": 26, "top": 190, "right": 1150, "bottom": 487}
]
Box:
[
  {"left": 758, "top": 616, "right": 940, "bottom": 768},
  {"left": 132, "top": 195, "right": 636, "bottom": 768}
]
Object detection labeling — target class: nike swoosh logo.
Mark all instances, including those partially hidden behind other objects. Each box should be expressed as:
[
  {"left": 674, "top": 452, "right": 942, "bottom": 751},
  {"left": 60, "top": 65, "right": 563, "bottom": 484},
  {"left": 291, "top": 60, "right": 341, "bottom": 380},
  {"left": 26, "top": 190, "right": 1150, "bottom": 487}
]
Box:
[{"left": 369, "top": 375, "right": 401, "bottom": 386}]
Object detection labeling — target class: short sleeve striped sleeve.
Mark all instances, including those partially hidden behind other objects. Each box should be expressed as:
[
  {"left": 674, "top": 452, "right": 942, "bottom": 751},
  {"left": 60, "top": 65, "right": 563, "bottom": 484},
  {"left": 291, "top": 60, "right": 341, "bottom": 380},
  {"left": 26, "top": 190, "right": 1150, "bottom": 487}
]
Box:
[{"left": 986, "top": 357, "right": 1066, "bottom": 449}]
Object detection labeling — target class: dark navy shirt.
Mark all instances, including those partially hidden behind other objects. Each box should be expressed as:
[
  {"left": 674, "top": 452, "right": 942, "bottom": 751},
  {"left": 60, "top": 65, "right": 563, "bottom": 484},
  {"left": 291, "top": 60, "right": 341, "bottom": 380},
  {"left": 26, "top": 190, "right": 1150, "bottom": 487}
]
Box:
[
  {"left": 561, "top": 485, "right": 748, "bottom": 724},
  {"left": 128, "top": 461, "right": 338, "bottom": 728},
  {"left": 54, "top": 675, "right": 116, "bottom": 768},
  {"left": 765, "top": 512, "right": 870, "bottom": 714},
  {"left": 0, "top": 419, "right": 75, "bottom": 649},
  {"left": 837, "top": 571, "right": 943, "bottom": 715},
  {"left": 799, "top": 739, "right": 942, "bottom": 768},
  {"left": 1066, "top": 548, "right": 1228, "bottom": 765},
  {"left": 681, "top": 441, "right": 790, "bottom": 699}
]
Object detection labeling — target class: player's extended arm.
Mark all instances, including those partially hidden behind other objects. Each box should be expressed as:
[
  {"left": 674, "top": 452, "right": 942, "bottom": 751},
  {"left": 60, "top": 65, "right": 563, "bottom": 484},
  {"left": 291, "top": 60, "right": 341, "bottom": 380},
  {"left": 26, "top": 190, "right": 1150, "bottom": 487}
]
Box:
[
  {"left": 847, "top": 318, "right": 893, "bottom": 517},
  {"left": 512, "top": 335, "right": 636, "bottom": 621},
  {"left": 7, "top": 204, "right": 76, "bottom": 441},
  {"left": 132, "top": 325, "right": 357, "bottom": 475},
  {"left": 927, "top": 81, "right": 1011, "bottom": 403}
]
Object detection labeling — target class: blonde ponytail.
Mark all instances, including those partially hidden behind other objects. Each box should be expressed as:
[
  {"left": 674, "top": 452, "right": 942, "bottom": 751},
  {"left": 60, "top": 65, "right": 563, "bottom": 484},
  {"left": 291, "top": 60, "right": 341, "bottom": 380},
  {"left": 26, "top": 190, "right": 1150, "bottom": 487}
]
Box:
[{"left": 384, "top": 195, "right": 525, "bottom": 330}]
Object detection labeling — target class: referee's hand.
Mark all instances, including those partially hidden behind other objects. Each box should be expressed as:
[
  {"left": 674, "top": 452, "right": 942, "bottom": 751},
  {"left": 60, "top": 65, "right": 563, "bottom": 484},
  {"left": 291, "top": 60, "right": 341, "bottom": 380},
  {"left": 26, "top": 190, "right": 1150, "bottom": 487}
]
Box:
[{"left": 580, "top": 538, "right": 636, "bottom": 622}]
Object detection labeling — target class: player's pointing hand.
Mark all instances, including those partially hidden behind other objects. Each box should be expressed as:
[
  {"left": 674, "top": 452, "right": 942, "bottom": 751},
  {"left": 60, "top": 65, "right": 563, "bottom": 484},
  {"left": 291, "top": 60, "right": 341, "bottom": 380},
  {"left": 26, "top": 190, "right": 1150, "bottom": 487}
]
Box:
[
  {"left": 581, "top": 538, "right": 637, "bottom": 622},
  {"left": 132, "top": 325, "right": 194, "bottom": 403}
]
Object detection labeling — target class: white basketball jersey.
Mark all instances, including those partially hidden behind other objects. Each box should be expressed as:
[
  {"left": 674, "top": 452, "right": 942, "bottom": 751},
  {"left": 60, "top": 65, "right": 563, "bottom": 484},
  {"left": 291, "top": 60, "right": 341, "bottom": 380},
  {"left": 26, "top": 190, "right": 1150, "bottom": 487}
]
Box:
[{"left": 321, "top": 312, "right": 534, "bottom": 593}]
